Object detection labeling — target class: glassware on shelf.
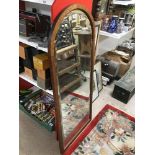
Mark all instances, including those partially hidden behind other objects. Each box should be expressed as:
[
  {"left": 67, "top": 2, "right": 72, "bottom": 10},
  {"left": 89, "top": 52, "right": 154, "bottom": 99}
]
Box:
[
  {"left": 102, "top": 17, "right": 110, "bottom": 31},
  {"left": 116, "top": 17, "right": 125, "bottom": 34},
  {"left": 108, "top": 15, "right": 118, "bottom": 33},
  {"left": 124, "top": 23, "right": 132, "bottom": 32}
]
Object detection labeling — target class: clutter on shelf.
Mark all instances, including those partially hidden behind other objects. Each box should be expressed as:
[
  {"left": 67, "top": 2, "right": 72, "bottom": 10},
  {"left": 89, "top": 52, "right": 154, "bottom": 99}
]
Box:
[
  {"left": 56, "top": 18, "right": 74, "bottom": 50},
  {"left": 19, "top": 44, "right": 52, "bottom": 90},
  {"left": 96, "top": 38, "right": 135, "bottom": 85},
  {"left": 19, "top": 8, "right": 51, "bottom": 48},
  {"left": 117, "top": 38, "right": 135, "bottom": 56},
  {"left": 101, "top": 13, "right": 134, "bottom": 33}
]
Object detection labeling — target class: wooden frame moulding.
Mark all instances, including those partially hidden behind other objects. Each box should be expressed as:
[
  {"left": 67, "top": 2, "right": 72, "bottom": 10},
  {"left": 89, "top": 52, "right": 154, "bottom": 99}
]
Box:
[{"left": 48, "top": 4, "right": 96, "bottom": 154}]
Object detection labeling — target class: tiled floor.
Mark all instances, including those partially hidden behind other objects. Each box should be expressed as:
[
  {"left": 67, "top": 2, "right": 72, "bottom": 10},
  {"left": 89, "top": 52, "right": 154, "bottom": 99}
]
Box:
[{"left": 19, "top": 58, "right": 135, "bottom": 155}]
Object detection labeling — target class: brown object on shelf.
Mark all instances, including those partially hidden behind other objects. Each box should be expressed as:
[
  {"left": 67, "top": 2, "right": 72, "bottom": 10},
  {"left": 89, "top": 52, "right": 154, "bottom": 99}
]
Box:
[
  {"left": 24, "top": 67, "right": 33, "bottom": 78},
  {"left": 19, "top": 43, "right": 28, "bottom": 59},
  {"left": 33, "top": 53, "right": 49, "bottom": 70},
  {"left": 116, "top": 46, "right": 135, "bottom": 57},
  {"left": 37, "top": 77, "right": 51, "bottom": 90},
  {"left": 37, "top": 69, "right": 50, "bottom": 80},
  {"left": 102, "top": 51, "right": 132, "bottom": 77}
]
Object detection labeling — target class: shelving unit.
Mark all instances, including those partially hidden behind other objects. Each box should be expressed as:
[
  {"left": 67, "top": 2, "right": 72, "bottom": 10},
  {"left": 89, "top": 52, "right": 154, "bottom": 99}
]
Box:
[
  {"left": 58, "top": 62, "right": 80, "bottom": 76},
  {"left": 20, "top": 73, "right": 53, "bottom": 95},
  {"left": 96, "top": 0, "right": 135, "bottom": 56},
  {"left": 112, "top": 0, "right": 135, "bottom": 6},
  {"left": 60, "top": 75, "right": 81, "bottom": 93},
  {"left": 56, "top": 44, "right": 78, "bottom": 56},
  {"left": 19, "top": 35, "right": 48, "bottom": 53},
  {"left": 100, "top": 28, "right": 135, "bottom": 39},
  {"left": 56, "top": 42, "right": 81, "bottom": 93}
]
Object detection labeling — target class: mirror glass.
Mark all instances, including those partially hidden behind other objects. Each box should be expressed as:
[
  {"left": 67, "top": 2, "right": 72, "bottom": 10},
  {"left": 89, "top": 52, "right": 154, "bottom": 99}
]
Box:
[{"left": 55, "top": 10, "right": 93, "bottom": 149}]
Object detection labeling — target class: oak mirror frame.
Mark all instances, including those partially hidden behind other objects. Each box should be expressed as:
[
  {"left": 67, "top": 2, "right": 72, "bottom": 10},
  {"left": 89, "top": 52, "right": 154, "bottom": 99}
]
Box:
[{"left": 48, "top": 4, "right": 95, "bottom": 154}]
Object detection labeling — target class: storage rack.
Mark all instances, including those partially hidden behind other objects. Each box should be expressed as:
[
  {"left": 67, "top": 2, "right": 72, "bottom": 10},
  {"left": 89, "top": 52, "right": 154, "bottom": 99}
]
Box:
[
  {"left": 19, "top": 0, "right": 93, "bottom": 132},
  {"left": 96, "top": 0, "right": 135, "bottom": 55},
  {"left": 19, "top": 0, "right": 55, "bottom": 132}
]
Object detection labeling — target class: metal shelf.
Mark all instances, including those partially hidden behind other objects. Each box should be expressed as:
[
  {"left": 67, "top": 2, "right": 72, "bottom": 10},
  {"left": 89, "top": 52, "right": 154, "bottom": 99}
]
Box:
[
  {"left": 19, "top": 35, "right": 48, "bottom": 52},
  {"left": 19, "top": 73, "right": 53, "bottom": 95},
  {"left": 100, "top": 28, "right": 135, "bottom": 39},
  {"left": 21, "top": 0, "right": 55, "bottom": 6},
  {"left": 112, "top": 0, "right": 135, "bottom": 6}
]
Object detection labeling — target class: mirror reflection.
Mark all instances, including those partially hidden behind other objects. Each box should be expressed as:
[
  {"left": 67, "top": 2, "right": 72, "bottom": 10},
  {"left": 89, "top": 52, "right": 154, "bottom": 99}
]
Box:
[{"left": 55, "top": 10, "right": 92, "bottom": 148}]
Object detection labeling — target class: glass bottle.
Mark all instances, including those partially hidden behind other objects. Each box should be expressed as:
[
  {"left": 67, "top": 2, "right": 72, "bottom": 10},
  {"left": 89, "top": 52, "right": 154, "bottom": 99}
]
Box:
[
  {"left": 116, "top": 18, "right": 125, "bottom": 33},
  {"left": 102, "top": 17, "right": 109, "bottom": 31},
  {"left": 108, "top": 15, "right": 118, "bottom": 33}
]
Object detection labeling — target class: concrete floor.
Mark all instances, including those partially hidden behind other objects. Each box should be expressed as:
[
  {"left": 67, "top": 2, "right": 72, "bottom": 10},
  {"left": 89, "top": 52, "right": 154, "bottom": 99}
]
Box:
[
  {"left": 20, "top": 58, "right": 135, "bottom": 155},
  {"left": 19, "top": 110, "right": 60, "bottom": 155}
]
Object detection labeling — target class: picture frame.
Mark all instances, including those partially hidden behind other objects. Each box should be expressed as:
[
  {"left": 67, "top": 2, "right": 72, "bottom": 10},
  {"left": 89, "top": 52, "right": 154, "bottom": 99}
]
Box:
[
  {"left": 92, "top": 70, "right": 99, "bottom": 102},
  {"left": 94, "top": 61, "right": 103, "bottom": 92},
  {"left": 94, "top": 21, "right": 101, "bottom": 58}
]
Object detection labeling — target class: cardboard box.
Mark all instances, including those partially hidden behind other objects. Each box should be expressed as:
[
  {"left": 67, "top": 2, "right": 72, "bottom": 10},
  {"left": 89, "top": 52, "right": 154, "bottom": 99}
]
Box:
[
  {"left": 33, "top": 53, "right": 49, "bottom": 70},
  {"left": 19, "top": 43, "right": 28, "bottom": 59},
  {"left": 24, "top": 67, "right": 33, "bottom": 79},
  {"left": 37, "top": 69, "right": 50, "bottom": 80},
  {"left": 37, "top": 77, "right": 52, "bottom": 90},
  {"left": 102, "top": 51, "right": 132, "bottom": 78}
]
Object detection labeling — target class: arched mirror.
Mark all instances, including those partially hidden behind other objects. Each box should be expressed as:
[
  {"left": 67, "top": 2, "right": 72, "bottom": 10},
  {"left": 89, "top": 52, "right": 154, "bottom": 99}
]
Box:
[{"left": 49, "top": 4, "right": 95, "bottom": 153}]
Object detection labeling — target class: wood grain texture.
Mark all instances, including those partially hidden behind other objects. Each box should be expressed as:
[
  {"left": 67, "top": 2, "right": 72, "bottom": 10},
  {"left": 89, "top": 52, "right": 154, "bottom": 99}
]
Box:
[{"left": 48, "top": 4, "right": 96, "bottom": 154}]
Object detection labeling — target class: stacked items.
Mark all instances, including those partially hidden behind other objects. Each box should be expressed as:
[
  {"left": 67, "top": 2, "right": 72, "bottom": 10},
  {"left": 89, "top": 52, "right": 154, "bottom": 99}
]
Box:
[
  {"left": 97, "top": 38, "right": 135, "bottom": 85},
  {"left": 19, "top": 43, "right": 52, "bottom": 90},
  {"left": 101, "top": 13, "right": 134, "bottom": 33},
  {"left": 19, "top": 9, "right": 51, "bottom": 48},
  {"left": 19, "top": 43, "right": 27, "bottom": 73},
  {"left": 20, "top": 88, "right": 55, "bottom": 129},
  {"left": 19, "top": 42, "right": 42, "bottom": 80},
  {"left": 33, "top": 53, "right": 52, "bottom": 90},
  {"left": 56, "top": 18, "right": 74, "bottom": 50},
  {"left": 117, "top": 38, "right": 135, "bottom": 56}
]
